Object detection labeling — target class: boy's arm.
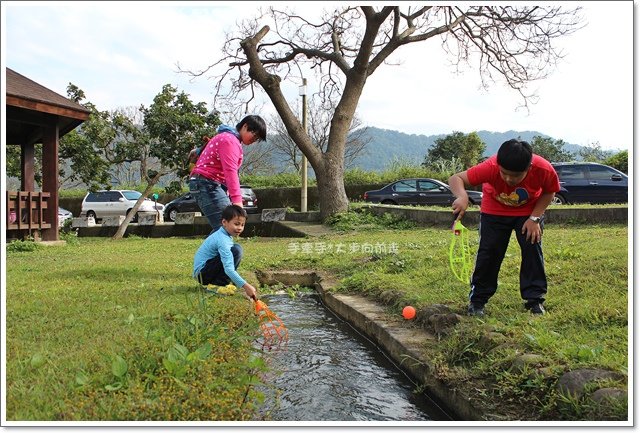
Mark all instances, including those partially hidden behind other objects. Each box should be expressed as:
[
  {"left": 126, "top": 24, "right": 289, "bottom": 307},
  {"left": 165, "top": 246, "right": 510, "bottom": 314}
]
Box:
[
  {"left": 217, "top": 244, "right": 258, "bottom": 299},
  {"left": 218, "top": 245, "right": 247, "bottom": 288},
  {"left": 531, "top": 192, "right": 555, "bottom": 219},
  {"left": 448, "top": 171, "right": 471, "bottom": 218}
]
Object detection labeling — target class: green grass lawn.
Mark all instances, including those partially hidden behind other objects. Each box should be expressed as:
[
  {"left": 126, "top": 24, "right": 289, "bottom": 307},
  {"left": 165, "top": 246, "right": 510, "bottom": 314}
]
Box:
[{"left": 4, "top": 216, "right": 628, "bottom": 421}]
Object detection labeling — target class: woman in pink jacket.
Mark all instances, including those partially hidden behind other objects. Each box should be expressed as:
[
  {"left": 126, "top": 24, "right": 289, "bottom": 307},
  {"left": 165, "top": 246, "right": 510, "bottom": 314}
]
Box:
[{"left": 189, "top": 115, "right": 266, "bottom": 232}]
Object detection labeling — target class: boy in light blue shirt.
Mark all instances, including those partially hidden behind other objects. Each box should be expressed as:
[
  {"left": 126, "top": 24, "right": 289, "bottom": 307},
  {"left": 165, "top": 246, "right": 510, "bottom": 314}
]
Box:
[{"left": 193, "top": 205, "right": 258, "bottom": 299}]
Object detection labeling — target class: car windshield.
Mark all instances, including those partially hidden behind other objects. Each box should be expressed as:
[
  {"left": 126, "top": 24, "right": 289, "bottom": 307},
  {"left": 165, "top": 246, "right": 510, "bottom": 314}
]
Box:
[{"left": 122, "top": 191, "right": 143, "bottom": 200}]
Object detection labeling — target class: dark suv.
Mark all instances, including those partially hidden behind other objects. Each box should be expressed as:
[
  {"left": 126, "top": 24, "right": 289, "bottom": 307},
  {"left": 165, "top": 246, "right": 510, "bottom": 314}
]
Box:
[{"left": 551, "top": 162, "right": 628, "bottom": 205}]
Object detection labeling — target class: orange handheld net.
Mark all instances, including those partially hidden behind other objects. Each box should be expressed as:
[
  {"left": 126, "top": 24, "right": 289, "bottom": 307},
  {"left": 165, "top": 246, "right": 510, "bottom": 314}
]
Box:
[{"left": 253, "top": 298, "right": 289, "bottom": 349}]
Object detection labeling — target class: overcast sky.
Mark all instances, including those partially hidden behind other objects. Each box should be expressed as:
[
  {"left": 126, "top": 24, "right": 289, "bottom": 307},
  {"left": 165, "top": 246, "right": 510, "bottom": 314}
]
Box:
[{"left": 1, "top": 1, "right": 633, "bottom": 151}]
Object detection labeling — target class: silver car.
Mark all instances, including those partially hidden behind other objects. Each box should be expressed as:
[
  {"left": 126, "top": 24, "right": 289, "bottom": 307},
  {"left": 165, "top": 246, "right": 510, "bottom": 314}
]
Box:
[
  {"left": 81, "top": 190, "right": 164, "bottom": 222},
  {"left": 58, "top": 207, "right": 73, "bottom": 227}
]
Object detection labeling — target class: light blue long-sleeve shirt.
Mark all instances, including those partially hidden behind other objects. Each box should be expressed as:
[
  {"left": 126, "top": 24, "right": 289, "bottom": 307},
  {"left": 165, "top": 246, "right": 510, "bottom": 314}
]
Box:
[{"left": 193, "top": 226, "right": 246, "bottom": 288}]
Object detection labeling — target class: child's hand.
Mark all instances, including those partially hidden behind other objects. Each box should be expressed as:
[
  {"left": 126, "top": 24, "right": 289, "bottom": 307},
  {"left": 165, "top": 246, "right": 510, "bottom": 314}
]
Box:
[
  {"left": 243, "top": 283, "right": 257, "bottom": 300},
  {"left": 451, "top": 196, "right": 469, "bottom": 218},
  {"left": 522, "top": 219, "right": 542, "bottom": 244}
]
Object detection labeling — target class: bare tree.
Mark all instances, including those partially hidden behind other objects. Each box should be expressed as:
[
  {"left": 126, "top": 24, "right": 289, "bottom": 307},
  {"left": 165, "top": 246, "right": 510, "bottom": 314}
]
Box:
[
  {"left": 268, "top": 113, "right": 302, "bottom": 173},
  {"left": 106, "top": 106, "right": 144, "bottom": 187},
  {"left": 185, "top": 6, "right": 583, "bottom": 219},
  {"left": 241, "top": 140, "right": 278, "bottom": 175},
  {"left": 269, "top": 97, "right": 369, "bottom": 172}
]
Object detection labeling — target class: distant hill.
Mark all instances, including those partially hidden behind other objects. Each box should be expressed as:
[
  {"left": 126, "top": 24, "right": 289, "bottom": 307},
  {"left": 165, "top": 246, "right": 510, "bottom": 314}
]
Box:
[
  {"left": 32, "top": 128, "right": 595, "bottom": 190},
  {"left": 349, "top": 127, "right": 586, "bottom": 172}
]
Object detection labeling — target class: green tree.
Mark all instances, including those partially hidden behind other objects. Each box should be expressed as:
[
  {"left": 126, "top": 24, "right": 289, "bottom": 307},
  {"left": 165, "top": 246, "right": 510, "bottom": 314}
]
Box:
[
  {"left": 112, "top": 84, "right": 220, "bottom": 240},
  {"left": 530, "top": 136, "right": 574, "bottom": 162},
  {"left": 578, "top": 141, "right": 612, "bottom": 162},
  {"left": 423, "top": 131, "right": 486, "bottom": 171},
  {"left": 59, "top": 102, "right": 116, "bottom": 191},
  {"left": 199, "top": 6, "right": 583, "bottom": 220},
  {"left": 142, "top": 84, "right": 220, "bottom": 184},
  {"left": 604, "top": 150, "right": 628, "bottom": 174},
  {"left": 59, "top": 83, "right": 116, "bottom": 189}
]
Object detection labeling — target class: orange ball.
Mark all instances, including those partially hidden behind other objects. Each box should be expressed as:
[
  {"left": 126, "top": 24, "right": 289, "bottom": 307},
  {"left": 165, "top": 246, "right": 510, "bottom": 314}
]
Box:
[{"left": 402, "top": 306, "right": 416, "bottom": 320}]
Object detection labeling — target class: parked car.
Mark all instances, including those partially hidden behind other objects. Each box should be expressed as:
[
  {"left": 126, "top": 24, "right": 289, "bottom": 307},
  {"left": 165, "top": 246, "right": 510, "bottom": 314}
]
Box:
[
  {"left": 240, "top": 185, "right": 259, "bottom": 214},
  {"left": 163, "top": 192, "right": 200, "bottom": 222},
  {"left": 363, "top": 178, "right": 482, "bottom": 207},
  {"left": 81, "top": 190, "right": 165, "bottom": 222},
  {"left": 58, "top": 207, "right": 73, "bottom": 227},
  {"left": 551, "top": 162, "right": 628, "bottom": 205},
  {"left": 163, "top": 185, "right": 259, "bottom": 222}
]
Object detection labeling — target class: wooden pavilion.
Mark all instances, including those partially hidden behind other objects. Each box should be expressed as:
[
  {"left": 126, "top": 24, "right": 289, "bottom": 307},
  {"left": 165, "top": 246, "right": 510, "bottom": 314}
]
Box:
[{"left": 5, "top": 67, "right": 90, "bottom": 241}]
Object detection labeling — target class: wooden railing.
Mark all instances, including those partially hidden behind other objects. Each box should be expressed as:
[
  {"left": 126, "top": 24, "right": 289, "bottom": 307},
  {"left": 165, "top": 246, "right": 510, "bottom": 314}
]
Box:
[{"left": 6, "top": 191, "right": 52, "bottom": 231}]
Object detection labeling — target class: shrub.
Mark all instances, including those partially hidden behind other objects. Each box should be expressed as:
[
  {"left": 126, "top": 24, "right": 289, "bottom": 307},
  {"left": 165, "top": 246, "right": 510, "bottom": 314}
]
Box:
[
  {"left": 344, "top": 168, "right": 382, "bottom": 185},
  {"left": 241, "top": 172, "right": 316, "bottom": 188},
  {"left": 6, "top": 238, "right": 41, "bottom": 252}
]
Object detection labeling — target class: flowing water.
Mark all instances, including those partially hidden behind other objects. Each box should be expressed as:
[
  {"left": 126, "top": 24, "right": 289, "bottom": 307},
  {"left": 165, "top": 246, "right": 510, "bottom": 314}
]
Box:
[{"left": 254, "top": 293, "right": 453, "bottom": 422}]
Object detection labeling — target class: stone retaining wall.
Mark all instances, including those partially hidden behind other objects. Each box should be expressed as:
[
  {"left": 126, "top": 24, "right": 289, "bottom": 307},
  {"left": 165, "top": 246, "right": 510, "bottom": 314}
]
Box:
[
  {"left": 364, "top": 205, "right": 628, "bottom": 227},
  {"left": 76, "top": 219, "right": 309, "bottom": 239}
]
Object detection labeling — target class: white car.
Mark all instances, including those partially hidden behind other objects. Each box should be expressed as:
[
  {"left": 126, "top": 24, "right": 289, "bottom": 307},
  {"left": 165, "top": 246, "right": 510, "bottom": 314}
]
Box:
[
  {"left": 58, "top": 207, "right": 73, "bottom": 227},
  {"left": 81, "top": 190, "right": 164, "bottom": 223}
]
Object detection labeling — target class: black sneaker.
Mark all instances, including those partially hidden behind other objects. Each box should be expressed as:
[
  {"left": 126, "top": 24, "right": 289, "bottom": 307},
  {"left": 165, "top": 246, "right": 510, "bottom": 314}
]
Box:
[
  {"left": 467, "top": 303, "right": 485, "bottom": 317},
  {"left": 526, "top": 302, "right": 546, "bottom": 315}
]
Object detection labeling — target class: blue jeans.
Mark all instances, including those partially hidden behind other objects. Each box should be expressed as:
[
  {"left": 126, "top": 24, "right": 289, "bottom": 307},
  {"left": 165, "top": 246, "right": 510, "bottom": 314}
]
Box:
[
  {"left": 189, "top": 176, "right": 231, "bottom": 233},
  {"left": 196, "top": 244, "right": 243, "bottom": 286}
]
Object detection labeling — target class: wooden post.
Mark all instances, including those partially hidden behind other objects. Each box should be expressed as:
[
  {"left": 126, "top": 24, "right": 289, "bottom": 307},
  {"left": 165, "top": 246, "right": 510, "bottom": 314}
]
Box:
[
  {"left": 21, "top": 142, "right": 35, "bottom": 192},
  {"left": 41, "top": 124, "right": 59, "bottom": 241}
]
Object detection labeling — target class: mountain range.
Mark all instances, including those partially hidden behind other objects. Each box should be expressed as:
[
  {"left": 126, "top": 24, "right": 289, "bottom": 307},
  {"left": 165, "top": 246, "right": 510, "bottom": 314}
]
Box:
[{"left": 348, "top": 127, "right": 586, "bottom": 172}]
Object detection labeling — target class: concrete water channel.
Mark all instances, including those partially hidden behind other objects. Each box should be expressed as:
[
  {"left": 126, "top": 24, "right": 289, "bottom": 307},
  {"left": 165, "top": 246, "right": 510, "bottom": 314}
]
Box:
[
  {"left": 254, "top": 269, "right": 474, "bottom": 422},
  {"left": 253, "top": 293, "right": 453, "bottom": 421}
]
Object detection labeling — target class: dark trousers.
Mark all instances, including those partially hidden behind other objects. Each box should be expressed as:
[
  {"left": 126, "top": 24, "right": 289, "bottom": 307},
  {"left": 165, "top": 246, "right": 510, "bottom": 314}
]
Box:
[
  {"left": 469, "top": 214, "right": 548, "bottom": 306},
  {"left": 196, "top": 244, "right": 243, "bottom": 286}
]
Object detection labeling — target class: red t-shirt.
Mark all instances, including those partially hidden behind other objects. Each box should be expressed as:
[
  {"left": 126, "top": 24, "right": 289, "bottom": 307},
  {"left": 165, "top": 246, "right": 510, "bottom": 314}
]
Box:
[
  {"left": 191, "top": 132, "right": 243, "bottom": 204},
  {"left": 466, "top": 154, "right": 560, "bottom": 216}
]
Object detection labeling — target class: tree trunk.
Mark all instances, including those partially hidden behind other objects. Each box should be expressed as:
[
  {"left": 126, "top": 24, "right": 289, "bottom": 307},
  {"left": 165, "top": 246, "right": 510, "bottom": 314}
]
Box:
[
  {"left": 112, "top": 174, "right": 162, "bottom": 240},
  {"left": 316, "top": 157, "right": 349, "bottom": 221}
]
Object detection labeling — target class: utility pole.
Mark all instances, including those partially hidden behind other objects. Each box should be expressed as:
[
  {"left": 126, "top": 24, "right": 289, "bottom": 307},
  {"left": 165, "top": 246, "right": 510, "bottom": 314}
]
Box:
[{"left": 299, "top": 78, "right": 308, "bottom": 212}]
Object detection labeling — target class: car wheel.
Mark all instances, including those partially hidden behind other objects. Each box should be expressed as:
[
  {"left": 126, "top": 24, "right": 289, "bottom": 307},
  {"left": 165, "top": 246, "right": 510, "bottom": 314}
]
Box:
[
  {"left": 86, "top": 210, "right": 97, "bottom": 221},
  {"left": 381, "top": 199, "right": 397, "bottom": 205},
  {"left": 168, "top": 207, "right": 178, "bottom": 222},
  {"left": 552, "top": 194, "right": 567, "bottom": 205}
]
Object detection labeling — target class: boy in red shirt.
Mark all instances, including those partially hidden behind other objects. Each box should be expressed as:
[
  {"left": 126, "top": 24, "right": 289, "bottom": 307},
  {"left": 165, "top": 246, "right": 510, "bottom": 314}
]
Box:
[{"left": 448, "top": 139, "right": 560, "bottom": 316}]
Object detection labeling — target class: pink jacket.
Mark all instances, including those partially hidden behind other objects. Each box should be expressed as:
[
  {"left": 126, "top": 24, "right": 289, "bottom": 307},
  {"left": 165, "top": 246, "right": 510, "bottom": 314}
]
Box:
[{"left": 190, "top": 132, "right": 243, "bottom": 204}]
